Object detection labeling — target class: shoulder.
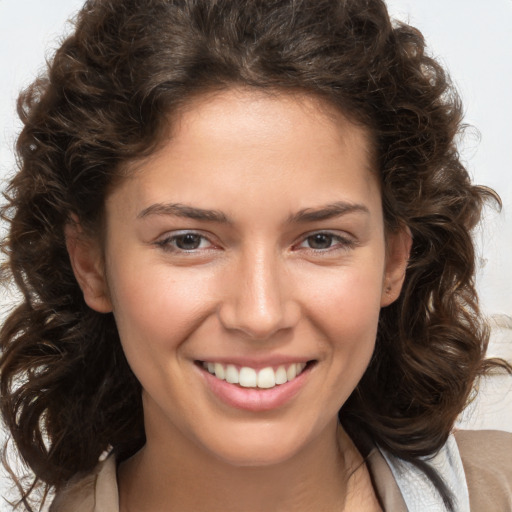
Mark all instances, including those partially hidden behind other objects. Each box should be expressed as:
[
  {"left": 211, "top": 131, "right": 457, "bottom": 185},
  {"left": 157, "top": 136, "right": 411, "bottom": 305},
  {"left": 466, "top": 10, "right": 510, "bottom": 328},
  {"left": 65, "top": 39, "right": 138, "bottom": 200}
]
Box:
[
  {"left": 49, "top": 455, "right": 119, "bottom": 512},
  {"left": 454, "top": 429, "right": 512, "bottom": 511}
]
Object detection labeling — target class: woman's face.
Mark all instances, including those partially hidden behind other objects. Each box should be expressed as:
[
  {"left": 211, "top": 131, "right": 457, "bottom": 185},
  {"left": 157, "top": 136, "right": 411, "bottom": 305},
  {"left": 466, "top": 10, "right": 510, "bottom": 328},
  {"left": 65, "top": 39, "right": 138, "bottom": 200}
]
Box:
[{"left": 73, "top": 88, "right": 409, "bottom": 467}]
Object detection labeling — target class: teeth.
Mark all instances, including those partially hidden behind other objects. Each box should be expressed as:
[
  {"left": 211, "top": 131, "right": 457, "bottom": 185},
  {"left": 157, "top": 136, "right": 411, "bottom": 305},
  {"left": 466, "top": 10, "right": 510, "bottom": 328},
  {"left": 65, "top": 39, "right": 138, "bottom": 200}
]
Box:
[
  {"left": 202, "top": 361, "right": 308, "bottom": 389},
  {"left": 275, "top": 365, "right": 288, "bottom": 385},
  {"left": 225, "top": 364, "right": 239, "bottom": 384},
  {"left": 239, "top": 367, "right": 257, "bottom": 387},
  {"left": 257, "top": 367, "right": 276, "bottom": 389},
  {"left": 214, "top": 363, "right": 225, "bottom": 380}
]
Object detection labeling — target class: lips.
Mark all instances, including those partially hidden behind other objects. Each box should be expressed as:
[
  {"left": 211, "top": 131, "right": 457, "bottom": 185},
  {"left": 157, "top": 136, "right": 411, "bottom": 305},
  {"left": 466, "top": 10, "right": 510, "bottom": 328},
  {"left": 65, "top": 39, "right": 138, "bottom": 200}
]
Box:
[
  {"left": 197, "top": 359, "right": 315, "bottom": 411},
  {"left": 202, "top": 361, "right": 308, "bottom": 389}
]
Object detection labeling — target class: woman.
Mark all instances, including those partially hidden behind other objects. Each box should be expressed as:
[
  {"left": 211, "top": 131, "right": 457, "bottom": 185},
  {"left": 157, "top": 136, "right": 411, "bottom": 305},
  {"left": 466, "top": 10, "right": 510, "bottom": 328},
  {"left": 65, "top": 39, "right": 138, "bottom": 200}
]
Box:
[{"left": 1, "top": 0, "right": 511, "bottom": 510}]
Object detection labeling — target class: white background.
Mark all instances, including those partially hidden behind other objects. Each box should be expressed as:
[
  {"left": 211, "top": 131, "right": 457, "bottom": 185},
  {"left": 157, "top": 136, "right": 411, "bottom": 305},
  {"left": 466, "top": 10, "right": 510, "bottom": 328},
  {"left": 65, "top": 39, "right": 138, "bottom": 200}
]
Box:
[{"left": 1, "top": 0, "right": 511, "bottom": 506}]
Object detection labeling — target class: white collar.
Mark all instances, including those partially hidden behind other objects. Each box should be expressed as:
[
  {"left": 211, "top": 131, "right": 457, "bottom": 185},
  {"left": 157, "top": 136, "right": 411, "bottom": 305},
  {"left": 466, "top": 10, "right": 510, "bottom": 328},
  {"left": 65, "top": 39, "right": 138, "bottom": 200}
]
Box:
[{"left": 379, "top": 433, "right": 470, "bottom": 512}]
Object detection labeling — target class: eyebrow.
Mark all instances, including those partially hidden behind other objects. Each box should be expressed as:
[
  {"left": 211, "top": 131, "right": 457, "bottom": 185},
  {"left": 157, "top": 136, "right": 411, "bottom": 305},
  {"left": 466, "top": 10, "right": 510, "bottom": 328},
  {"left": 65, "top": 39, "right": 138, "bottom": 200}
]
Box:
[
  {"left": 137, "top": 200, "right": 369, "bottom": 224},
  {"left": 287, "top": 201, "right": 370, "bottom": 223},
  {"left": 137, "top": 203, "right": 230, "bottom": 223}
]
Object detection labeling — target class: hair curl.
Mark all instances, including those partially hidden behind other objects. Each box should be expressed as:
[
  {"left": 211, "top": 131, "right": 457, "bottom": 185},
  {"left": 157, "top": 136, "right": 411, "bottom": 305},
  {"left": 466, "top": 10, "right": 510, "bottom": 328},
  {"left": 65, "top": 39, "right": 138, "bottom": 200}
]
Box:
[{"left": 0, "top": 0, "right": 506, "bottom": 509}]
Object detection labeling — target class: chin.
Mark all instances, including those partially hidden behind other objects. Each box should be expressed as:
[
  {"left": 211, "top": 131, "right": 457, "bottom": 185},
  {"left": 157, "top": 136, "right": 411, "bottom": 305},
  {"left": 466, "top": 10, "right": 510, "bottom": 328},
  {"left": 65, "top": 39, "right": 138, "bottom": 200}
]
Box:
[{"left": 198, "top": 420, "right": 320, "bottom": 468}]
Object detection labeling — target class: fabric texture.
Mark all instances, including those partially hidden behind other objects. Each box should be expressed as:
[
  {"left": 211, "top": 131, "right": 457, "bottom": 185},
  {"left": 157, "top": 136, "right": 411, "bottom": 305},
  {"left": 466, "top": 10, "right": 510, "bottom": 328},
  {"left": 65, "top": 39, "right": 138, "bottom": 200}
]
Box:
[
  {"left": 50, "top": 429, "right": 512, "bottom": 512},
  {"left": 379, "top": 434, "right": 470, "bottom": 512}
]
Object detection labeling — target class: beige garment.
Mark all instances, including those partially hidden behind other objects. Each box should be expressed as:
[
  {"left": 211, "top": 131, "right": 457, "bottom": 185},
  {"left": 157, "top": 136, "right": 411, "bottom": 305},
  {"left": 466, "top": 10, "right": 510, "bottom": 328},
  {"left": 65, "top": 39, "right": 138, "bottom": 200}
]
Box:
[{"left": 50, "top": 430, "right": 512, "bottom": 512}]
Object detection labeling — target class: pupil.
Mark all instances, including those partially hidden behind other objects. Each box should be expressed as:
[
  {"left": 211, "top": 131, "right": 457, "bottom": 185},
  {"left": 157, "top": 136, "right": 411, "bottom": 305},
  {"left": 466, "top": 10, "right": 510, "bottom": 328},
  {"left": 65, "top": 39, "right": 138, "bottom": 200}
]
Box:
[
  {"left": 309, "top": 234, "right": 332, "bottom": 249},
  {"left": 176, "top": 234, "right": 201, "bottom": 250}
]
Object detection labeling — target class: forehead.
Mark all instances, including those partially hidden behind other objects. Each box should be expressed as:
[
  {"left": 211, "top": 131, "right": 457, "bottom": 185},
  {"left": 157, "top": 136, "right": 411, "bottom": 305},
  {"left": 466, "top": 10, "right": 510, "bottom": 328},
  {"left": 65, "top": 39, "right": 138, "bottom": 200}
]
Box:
[
  {"left": 171, "top": 88, "right": 374, "bottom": 161},
  {"left": 111, "top": 88, "right": 381, "bottom": 222}
]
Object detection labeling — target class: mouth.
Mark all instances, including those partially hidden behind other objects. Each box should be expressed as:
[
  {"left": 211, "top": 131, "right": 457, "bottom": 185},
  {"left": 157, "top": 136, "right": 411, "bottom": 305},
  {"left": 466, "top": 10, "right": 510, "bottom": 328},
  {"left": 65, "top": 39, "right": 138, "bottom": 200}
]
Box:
[
  {"left": 196, "top": 359, "right": 317, "bottom": 411},
  {"left": 197, "top": 360, "right": 315, "bottom": 390}
]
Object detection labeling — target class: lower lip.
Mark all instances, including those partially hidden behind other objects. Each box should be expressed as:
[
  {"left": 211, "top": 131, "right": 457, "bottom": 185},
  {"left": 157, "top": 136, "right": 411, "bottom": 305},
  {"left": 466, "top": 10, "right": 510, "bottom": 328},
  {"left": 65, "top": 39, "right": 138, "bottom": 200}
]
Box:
[{"left": 199, "top": 364, "right": 312, "bottom": 412}]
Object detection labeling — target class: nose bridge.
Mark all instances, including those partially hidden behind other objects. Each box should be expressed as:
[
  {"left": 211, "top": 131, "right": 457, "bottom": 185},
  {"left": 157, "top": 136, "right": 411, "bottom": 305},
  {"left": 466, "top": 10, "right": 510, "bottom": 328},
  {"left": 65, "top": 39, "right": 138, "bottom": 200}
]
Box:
[{"left": 219, "top": 243, "right": 297, "bottom": 338}]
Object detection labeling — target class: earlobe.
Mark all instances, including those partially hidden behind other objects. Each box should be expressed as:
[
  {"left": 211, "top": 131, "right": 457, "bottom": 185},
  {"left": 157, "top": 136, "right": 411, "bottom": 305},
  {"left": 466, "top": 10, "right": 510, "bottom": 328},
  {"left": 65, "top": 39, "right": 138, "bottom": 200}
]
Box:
[
  {"left": 380, "top": 226, "right": 412, "bottom": 307},
  {"left": 65, "top": 218, "right": 113, "bottom": 313}
]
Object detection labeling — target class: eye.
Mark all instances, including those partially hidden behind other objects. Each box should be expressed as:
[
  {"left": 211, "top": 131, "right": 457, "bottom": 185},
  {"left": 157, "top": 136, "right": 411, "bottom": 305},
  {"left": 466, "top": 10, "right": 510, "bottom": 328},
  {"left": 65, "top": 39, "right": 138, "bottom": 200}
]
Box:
[
  {"left": 155, "top": 231, "right": 214, "bottom": 252},
  {"left": 304, "top": 233, "right": 336, "bottom": 250},
  {"left": 296, "top": 232, "right": 355, "bottom": 251}
]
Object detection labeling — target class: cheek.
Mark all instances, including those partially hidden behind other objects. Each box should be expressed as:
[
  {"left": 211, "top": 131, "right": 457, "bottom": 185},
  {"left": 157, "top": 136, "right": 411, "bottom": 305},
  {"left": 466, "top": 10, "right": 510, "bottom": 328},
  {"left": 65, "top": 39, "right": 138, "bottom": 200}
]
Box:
[
  {"left": 302, "top": 263, "right": 384, "bottom": 335},
  {"left": 301, "top": 262, "right": 384, "bottom": 388},
  {"left": 319, "top": 271, "right": 383, "bottom": 388},
  {"left": 107, "top": 261, "right": 216, "bottom": 357}
]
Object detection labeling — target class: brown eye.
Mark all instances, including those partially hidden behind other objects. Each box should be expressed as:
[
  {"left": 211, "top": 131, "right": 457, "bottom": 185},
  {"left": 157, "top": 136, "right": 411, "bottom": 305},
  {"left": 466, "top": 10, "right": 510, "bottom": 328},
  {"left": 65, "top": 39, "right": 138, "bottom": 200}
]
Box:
[
  {"left": 174, "top": 233, "right": 203, "bottom": 250},
  {"left": 306, "top": 233, "right": 335, "bottom": 250},
  {"left": 296, "top": 232, "right": 356, "bottom": 253},
  {"left": 156, "top": 231, "right": 213, "bottom": 252}
]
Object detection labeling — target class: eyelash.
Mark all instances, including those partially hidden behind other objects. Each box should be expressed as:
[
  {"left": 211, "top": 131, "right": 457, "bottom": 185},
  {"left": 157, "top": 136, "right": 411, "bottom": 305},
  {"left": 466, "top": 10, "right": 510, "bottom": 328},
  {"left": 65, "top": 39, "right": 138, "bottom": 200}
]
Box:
[
  {"left": 154, "top": 230, "right": 356, "bottom": 254},
  {"left": 294, "top": 232, "right": 356, "bottom": 252},
  {"left": 154, "top": 231, "right": 215, "bottom": 253}
]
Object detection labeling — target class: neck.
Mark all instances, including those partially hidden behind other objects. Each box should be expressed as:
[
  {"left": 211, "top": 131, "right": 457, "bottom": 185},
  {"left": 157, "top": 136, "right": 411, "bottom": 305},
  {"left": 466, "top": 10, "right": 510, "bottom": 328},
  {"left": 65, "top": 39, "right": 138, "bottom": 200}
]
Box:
[{"left": 118, "top": 422, "right": 365, "bottom": 512}]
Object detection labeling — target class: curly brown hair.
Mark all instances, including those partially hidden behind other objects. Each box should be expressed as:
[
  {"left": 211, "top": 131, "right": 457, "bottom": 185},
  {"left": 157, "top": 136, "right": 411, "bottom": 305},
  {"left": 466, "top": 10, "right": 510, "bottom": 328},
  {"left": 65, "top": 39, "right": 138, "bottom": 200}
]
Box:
[{"left": 0, "top": 0, "right": 505, "bottom": 509}]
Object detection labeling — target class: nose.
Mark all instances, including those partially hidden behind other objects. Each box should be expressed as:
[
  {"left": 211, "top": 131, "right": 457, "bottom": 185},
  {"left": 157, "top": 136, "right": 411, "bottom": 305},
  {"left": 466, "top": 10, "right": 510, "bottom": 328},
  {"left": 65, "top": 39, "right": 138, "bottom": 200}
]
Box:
[{"left": 217, "top": 247, "right": 300, "bottom": 340}]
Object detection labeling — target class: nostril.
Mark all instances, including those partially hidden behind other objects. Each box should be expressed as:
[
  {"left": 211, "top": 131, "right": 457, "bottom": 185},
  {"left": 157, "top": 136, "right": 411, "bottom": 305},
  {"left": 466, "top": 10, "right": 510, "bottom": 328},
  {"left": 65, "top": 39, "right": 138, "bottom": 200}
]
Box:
[{"left": 217, "top": 299, "right": 301, "bottom": 340}]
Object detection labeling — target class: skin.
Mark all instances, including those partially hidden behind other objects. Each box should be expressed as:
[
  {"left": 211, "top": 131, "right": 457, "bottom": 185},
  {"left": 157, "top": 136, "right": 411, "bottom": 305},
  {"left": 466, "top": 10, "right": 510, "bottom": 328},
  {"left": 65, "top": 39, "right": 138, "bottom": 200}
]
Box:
[{"left": 67, "top": 88, "right": 411, "bottom": 511}]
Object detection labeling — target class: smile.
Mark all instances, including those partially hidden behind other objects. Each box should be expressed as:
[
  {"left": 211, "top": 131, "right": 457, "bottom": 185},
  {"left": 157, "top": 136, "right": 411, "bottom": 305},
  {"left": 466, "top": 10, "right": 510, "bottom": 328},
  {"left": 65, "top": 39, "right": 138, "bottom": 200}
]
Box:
[{"left": 201, "top": 361, "right": 308, "bottom": 389}]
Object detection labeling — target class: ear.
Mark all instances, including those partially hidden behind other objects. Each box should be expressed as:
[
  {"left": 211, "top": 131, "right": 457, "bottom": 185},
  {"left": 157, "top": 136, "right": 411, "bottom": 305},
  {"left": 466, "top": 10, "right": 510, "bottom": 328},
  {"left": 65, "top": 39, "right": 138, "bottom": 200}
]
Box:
[
  {"left": 380, "top": 226, "right": 412, "bottom": 307},
  {"left": 65, "top": 217, "right": 113, "bottom": 313}
]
